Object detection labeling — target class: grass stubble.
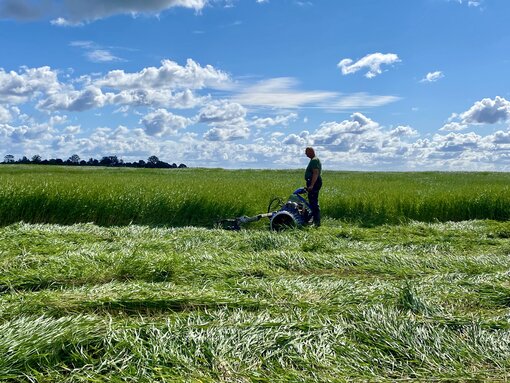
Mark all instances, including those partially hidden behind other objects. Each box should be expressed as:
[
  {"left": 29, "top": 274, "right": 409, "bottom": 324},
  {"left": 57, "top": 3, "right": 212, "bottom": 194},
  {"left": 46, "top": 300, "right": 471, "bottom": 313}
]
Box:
[{"left": 1, "top": 219, "right": 510, "bottom": 382}]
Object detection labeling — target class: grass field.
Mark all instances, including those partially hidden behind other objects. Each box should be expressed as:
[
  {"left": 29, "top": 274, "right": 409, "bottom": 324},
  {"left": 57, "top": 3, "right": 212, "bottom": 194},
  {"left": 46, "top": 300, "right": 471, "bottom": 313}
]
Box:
[
  {"left": 1, "top": 166, "right": 510, "bottom": 381},
  {"left": 1, "top": 165, "right": 510, "bottom": 227}
]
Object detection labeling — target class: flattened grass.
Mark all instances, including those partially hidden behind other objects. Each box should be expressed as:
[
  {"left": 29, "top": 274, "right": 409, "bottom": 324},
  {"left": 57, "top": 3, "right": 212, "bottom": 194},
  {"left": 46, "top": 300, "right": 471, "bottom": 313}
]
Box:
[{"left": 1, "top": 220, "right": 510, "bottom": 381}]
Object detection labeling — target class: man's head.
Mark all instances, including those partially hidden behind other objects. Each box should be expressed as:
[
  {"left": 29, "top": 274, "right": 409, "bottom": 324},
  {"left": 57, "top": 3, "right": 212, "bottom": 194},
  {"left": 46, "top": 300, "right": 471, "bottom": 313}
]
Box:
[{"left": 305, "top": 147, "right": 315, "bottom": 159}]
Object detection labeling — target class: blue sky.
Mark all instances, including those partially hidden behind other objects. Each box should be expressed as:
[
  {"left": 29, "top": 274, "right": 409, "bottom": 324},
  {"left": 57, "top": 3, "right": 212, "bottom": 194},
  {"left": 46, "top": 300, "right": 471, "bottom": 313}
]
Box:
[{"left": 1, "top": 0, "right": 510, "bottom": 170}]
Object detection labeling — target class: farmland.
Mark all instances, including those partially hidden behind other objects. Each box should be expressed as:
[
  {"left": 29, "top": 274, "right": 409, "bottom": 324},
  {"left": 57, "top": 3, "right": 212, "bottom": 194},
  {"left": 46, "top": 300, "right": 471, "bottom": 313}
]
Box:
[
  {"left": 1, "top": 166, "right": 510, "bottom": 381},
  {"left": 1, "top": 165, "right": 510, "bottom": 226}
]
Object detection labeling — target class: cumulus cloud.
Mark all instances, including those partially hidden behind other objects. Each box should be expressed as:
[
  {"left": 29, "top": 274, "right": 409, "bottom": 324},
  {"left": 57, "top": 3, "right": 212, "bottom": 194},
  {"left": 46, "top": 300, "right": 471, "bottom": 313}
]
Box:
[
  {"left": 338, "top": 53, "right": 400, "bottom": 78},
  {"left": 0, "top": 105, "right": 15, "bottom": 123},
  {"left": 32, "top": 59, "right": 225, "bottom": 112},
  {"left": 199, "top": 100, "right": 250, "bottom": 141},
  {"left": 389, "top": 125, "right": 419, "bottom": 137},
  {"left": 95, "top": 59, "right": 230, "bottom": 91},
  {"left": 198, "top": 101, "right": 246, "bottom": 123},
  {"left": 440, "top": 122, "right": 468, "bottom": 131},
  {"left": 0, "top": 66, "right": 61, "bottom": 104},
  {"left": 459, "top": 96, "right": 510, "bottom": 124},
  {"left": 420, "top": 71, "right": 444, "bottom": 83},
  {"left": 140, "top": 109, "right": 192, "bottom": 136},
  {"left": 309, "top": 113, "right": 381, "bottom": 151},
  {"left": 250, "top": 113, "right": 297, "bottom": 129},
  {"left": 203, "top": 124, "right": 250, "bottom": 141},
  {"left": 37, "top": 86, "right": 112, "bottom": 112}
]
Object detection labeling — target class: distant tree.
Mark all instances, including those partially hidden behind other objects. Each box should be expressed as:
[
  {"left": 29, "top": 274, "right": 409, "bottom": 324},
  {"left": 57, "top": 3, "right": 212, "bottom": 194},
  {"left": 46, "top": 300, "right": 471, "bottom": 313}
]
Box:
[
  {"left": 3, "top": 154, "right": 15, "bottom": 163},
  {"left": 178, "top": 163, "right": 187, "bottom": 168},
  {"left": 147, "top": 155, "right": 159, "bottom": 165},
  {"left": 31, "top": 155, "right": 42, "bottom": 163},
  {"left": 68, "top": 154, "right": 80, "bottom": 164},
  {"left": 20, "top": 156, "right": 30, "bottom": 164},
  {"left": 100, "top": 156, "right": 119, "bottom": 167}
]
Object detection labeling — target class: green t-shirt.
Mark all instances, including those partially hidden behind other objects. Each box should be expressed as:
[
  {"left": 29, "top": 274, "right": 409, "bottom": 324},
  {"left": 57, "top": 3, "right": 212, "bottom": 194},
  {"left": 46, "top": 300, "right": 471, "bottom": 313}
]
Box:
[{"left": 305, "top": 157, "right": 321, "bottom": 180}]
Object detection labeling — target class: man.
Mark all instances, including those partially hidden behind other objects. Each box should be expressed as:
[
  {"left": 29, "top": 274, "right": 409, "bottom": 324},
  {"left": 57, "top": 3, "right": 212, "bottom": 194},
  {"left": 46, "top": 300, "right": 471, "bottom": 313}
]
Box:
[{"left": 304, "top": 147, "right": 322, "bottom": 227}]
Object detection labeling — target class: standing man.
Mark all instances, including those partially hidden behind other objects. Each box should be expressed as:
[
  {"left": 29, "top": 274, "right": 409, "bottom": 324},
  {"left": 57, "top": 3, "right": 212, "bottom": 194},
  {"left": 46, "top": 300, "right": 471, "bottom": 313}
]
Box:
[{"left": 304, "top": 147, "right": 322, "bottom": 227}]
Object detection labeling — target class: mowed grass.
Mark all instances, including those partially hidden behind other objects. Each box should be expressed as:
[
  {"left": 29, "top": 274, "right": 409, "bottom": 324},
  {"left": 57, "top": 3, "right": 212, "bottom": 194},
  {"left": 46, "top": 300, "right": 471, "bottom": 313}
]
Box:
[
  {"left": 1, "top": 165, "right": 510, "bottom": 226},
  {"left": 1, "top": 220, "right": 510, "bottom": 381}
]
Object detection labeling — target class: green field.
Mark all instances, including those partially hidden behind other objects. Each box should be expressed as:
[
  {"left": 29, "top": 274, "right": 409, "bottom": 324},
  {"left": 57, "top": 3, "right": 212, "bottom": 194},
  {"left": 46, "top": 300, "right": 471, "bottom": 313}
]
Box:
[
  {"left": 1, "top": 165, "right": 510, "bottom": 226},
  {"left": 1, "top": 166, "right": 510, "bottom": 381}
]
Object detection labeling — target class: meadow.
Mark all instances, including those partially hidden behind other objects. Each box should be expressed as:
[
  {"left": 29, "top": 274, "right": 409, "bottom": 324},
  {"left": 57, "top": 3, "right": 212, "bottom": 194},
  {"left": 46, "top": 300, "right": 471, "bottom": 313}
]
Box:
[
  {"left": 1, "top": 166, "right": 510, "bottom": 382},
  {"left": 1, "top": 165, "right": 510, "bottom": 226}
]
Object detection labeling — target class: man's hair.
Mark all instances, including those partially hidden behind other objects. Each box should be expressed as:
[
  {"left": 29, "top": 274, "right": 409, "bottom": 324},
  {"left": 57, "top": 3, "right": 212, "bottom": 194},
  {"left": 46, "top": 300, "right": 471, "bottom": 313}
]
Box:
[{"left": 306, "top": 147, "right": 315, "bottom": 154}]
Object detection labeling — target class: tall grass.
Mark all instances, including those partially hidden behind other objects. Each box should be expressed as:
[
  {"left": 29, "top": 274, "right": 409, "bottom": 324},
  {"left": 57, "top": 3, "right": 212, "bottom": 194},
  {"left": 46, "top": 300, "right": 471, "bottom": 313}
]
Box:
[{"left": 1, "top": 165, "right": 509, "bottom": 226}]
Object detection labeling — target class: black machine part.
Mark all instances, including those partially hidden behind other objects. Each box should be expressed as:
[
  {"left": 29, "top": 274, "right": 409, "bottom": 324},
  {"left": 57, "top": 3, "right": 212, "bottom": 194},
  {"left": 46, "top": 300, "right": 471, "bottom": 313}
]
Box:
[
  {"left": 218, "top": 213, "right": 273, "bottom": 231},
  {"left": 270, "top": 203, "right": 309, "bottom": 231}
]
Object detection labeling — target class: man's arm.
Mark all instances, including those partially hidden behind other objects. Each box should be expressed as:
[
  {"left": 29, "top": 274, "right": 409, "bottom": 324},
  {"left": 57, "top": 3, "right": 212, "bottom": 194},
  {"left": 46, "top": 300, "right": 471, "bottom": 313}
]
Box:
[{"left": 307, "top": 168, "right": 319, "bottom": 192}]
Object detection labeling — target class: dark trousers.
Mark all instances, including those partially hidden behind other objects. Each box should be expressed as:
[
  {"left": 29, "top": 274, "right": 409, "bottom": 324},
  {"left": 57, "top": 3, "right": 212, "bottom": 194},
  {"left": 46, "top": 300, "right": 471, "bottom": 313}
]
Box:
[{"left": 306, "top": 177, "right": 322, "bottom": 226}]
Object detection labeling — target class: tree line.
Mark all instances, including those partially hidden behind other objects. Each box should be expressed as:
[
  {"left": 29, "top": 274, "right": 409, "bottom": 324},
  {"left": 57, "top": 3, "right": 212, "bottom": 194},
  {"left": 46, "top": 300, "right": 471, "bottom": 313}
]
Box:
[{"left": 2, "top": 154, "right": 187, "bottom": 169}]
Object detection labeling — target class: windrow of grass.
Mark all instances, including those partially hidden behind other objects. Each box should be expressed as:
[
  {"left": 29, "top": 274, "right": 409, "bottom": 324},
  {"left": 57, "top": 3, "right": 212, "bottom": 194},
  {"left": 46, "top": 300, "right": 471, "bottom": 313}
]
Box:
[
  {"left": 1, "top": 220, "right": 510, "bottom": 381},
  {"left": 1, "top": 165, "right": 510, "bottom": 226}
]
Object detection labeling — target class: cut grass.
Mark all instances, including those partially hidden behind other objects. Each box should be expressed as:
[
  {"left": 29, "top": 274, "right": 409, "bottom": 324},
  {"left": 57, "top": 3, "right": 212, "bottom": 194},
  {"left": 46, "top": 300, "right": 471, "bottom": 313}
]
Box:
[{"left": 1, "top": 219, "right": 510, "bottom": 381}]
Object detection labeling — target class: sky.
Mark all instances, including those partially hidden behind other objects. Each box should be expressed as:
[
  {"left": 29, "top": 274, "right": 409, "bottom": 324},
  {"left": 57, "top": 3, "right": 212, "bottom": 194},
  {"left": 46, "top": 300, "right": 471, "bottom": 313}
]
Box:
[{"left": 1, "top": 0, "right": 510, "bottom": 170}]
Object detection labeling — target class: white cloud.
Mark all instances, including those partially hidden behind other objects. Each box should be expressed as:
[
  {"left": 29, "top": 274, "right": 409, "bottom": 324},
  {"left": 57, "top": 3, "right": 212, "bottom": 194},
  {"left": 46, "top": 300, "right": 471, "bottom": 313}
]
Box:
[
  {"left": 198, "top": 100, "right": 246, "bottom": 123},
  {"left": 111, "top": 88, "right": 206, "bottom": 109},
  {"left": 389, "top": 125, "right": 419, "bottom": 137},
  {"left": 86, "top": 50, "right": 123, "bottom": 63},
  {"left": 331, "top": 93, "right": 400, "bottom": 109},
  {"left": 459, "top": 96, "right": 510, "bottom": 124},
  {"left": 338, "top": 53, "right": 400, "bottom": 78},
  {"left": 37, "top": 86, "right": 112, "bottom": 112},
  {"left": 70, "top": 41, "right": 124, "bottom": 63},
  {"left": 451, "top": 0, "right": 483, "bottom": 7},
  {"left": 94, "top": 59, "right": 231, "bottom": 91},
  {"left": 64, "top": 125, "right": 81, "bottom": 134},
  {"left": 440, "top": 122, "right": 468, "bottom": 131},
  {"left": 203, "top": 124, "right": 250, "bottom": 141},
  {"left": 34, "top": 59, "right": 224, "bottom": 112},
  {"left": 233, "top": 77, "right": 336, "bottom": 109},
  {"left": 0, "top": 66, "right": 61, "bottom": 104},
  {"left": 50, "top": 17, "right": 82, "bottom": 26},
  {"left": 0, "top": 105, "right": 14, "bottom": 123},
  {"left": 199, "top": 100, "right": 250, "bottom": 141},
  {"left": 250, "top": 113, "right": 297, "bottom": 129},
  {"left": 282, "top": 131, "right": 309, "bottom": 146},
  {"left": 140, "top": 109, "right": 193, "bottom": 136},
  {"left": 420, "top": 71, "right": 444, "bottom": 83}
]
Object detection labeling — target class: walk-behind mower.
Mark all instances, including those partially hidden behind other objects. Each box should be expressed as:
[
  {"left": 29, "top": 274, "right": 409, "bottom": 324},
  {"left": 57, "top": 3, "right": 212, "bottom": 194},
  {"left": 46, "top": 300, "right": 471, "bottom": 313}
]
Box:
[{"left": 218, "top": 188, "right": 313, "bottom": 231}]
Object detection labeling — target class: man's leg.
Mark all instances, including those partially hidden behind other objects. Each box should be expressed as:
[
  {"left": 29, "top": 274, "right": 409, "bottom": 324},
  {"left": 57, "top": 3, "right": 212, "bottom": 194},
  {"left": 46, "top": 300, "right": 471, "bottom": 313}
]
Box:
[{"left": 308, "top": 190, "right": 321, "bottom": 227}]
